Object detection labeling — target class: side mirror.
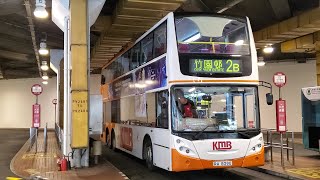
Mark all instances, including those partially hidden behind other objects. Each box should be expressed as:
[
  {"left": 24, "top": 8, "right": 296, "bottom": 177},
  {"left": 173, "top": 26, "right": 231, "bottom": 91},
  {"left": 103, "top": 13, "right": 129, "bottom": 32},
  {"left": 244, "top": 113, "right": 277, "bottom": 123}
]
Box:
[{"left": 266, "top": 93, "right": 273, "bottom": 105}]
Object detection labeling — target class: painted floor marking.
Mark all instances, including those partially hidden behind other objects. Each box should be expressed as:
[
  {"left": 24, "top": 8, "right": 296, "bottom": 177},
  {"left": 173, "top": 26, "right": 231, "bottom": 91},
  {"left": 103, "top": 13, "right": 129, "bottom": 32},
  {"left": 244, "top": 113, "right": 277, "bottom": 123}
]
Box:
[
  {"left": 22, "top": 152, "right": 57, "bottom": 159},
  {"left": 287, "top": 167, "right": 320, "bottom": 179}
]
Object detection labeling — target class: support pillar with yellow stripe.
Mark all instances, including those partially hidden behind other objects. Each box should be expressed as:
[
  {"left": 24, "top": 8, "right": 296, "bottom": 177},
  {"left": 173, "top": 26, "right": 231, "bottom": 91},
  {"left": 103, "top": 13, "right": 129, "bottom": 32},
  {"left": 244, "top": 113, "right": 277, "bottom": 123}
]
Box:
[{"left": 70, "top": 0, "right": 89, "bottom": 148}]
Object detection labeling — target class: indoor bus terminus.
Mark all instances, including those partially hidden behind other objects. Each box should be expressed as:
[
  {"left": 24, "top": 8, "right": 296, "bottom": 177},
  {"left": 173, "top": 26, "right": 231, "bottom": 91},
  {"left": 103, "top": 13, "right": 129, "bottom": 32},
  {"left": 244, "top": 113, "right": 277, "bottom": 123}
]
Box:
[{"left": 100, "top": 12, "right": 272, "bottom": 172}]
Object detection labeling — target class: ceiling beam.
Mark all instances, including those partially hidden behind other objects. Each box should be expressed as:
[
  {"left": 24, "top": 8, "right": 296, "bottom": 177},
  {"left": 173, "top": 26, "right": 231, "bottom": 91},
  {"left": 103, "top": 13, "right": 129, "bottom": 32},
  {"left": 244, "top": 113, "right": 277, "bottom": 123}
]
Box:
[
  {"left": 268, "top": 0, "right": 291, "bottom": 20},
  {"left": 254, "top": 7, "right": 320, "bottom": 48},
  {"left": 24, "top": 0, "right": 42, "bottom": 77},
  {"left": 91, "top": 16, "right": 112, "bottom": 32},
  {"left": 4, "top": 69, "right": 39, "bottom": 79},
  {"left": 123, "top": 0, "right": 184, "bottom": 11},
  {"left": 0, "top": 1, "right": 26, "bottom": 16},
  {"left": 0, "top": 49, "right": 32, "bottom": 62},
  {"left": 0, "top": 34, "right": 34, "bottom": 54},
  {"left": 90, "top": 0, "right": 186, "bottom": 68},
  {"left": 0, "top": 21, "right": 31, "bottom": 40}
]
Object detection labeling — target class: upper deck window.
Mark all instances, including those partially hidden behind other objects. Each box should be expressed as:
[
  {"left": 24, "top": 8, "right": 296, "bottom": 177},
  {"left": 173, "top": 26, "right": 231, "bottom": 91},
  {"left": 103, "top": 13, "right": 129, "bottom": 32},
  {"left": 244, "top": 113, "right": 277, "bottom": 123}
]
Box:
[{"left": 175, "top": 16, "right": 250, "bottom": 55}]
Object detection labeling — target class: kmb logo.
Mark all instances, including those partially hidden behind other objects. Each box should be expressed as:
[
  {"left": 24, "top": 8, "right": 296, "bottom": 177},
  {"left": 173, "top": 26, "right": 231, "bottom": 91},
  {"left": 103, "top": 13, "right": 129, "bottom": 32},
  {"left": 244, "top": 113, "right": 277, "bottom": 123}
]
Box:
[{"left": 213, "top": 141, "right": 232, "bottom": 150}]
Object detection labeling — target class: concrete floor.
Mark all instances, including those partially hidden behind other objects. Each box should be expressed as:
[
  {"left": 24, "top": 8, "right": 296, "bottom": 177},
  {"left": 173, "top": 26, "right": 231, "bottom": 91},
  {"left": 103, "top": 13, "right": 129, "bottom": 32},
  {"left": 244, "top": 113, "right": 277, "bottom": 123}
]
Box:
[
  {"left": 0, "top": 129, "right": 29, "bottom": 179},
  {"left": 101, "top": 146, "right": 286, "bottom": 180}
]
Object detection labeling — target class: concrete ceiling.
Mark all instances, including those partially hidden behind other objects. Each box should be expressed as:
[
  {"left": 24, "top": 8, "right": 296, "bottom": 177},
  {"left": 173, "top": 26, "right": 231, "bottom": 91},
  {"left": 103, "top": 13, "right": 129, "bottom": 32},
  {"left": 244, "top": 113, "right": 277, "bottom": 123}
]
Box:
[{"left": 0, "top": 0, "right": 318, "bottom": 80}]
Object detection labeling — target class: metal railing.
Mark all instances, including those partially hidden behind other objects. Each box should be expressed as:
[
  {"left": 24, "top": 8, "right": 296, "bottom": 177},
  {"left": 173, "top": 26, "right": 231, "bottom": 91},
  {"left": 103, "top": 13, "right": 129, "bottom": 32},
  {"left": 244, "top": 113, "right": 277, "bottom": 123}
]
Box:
[
  {"left": 262, "top": 128, "right": 295, "bottom": 166},
  {"left": 44, "top": 123, "right": 48, "bottom": 153},
  {"left": 29, "top": 127, "right": 38, "bottom": 152},
  {"left": 55, "top": 123, "right": 61, "bottom": 148}
]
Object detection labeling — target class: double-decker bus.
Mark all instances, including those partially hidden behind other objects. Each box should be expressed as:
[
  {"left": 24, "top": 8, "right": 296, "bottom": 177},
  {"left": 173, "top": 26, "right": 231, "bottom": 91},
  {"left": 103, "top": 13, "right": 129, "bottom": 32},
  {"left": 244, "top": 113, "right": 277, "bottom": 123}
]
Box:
[{"left": 100, "top": 12, "right": 267, "bottom": 172}]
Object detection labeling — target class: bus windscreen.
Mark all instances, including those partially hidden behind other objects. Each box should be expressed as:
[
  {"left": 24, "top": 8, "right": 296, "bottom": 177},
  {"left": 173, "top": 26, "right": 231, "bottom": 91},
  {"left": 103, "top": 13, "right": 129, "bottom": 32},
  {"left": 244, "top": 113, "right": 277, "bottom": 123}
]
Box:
[{"left": 175, "top": 16, "right": 250, "bottom": 55}]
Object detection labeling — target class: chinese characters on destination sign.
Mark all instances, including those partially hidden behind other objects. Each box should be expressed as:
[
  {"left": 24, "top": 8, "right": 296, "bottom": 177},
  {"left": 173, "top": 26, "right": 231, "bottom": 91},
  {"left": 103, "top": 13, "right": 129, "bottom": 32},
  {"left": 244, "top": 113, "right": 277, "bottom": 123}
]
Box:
[{"left": 190, "top": 59, "right": 242, "bottom": 74}]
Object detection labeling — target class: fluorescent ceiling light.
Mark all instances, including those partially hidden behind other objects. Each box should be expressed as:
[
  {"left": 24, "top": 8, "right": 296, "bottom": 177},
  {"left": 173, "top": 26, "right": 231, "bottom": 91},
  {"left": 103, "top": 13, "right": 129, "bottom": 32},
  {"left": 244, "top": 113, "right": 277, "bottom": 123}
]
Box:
[
  {"left": 257, "top": 61, "right": 266, "bottom": 66},
  {"left": 231, "top": 54, "right": 242, "bottom": 57},
  {"left": 39, "top": 42, "right": 49, "bottom": 55},
  {"left": 39, "top": 48, "right": 49, "bottom": 55},
  {"left": 41, "top": 61, "right": 49, "bottom": 71},
  {"left": 42, "top": 75, "right": 49, "bottom": 80},
  {"left": 34, "top": 6, "right": 48, "bottom": 18},
  {"left": 42, "top": 80, "right": 48, "bottom": 85},
  {"left": 34, "top": 0, "right": 48, "bottom": 18},
  {"left": 235, "top": 40, "right": 244, "bottom": 46},
  {"left": 263, "top": 46, "right": 274, "bottom": 53},
  {"left": 184, "top": 33, "right": 201, "bottom": 43}
]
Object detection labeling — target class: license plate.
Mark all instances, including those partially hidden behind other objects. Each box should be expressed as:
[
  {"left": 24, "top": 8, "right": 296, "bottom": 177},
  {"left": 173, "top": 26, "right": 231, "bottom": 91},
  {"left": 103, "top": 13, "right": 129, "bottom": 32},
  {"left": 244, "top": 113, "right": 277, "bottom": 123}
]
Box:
[{"left": 213, "top": 161, "right": 232, "bottom": 166}]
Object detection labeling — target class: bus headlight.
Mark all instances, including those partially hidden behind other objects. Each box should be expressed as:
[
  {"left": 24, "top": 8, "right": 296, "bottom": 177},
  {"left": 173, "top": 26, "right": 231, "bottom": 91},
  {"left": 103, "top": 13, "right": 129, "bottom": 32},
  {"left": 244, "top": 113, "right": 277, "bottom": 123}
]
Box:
[
  {"left": 250, "top": 143, "right": 262, "bottom": 153},
  {"left": 246, "top": 134, "right": 264, "bottom": 156}
]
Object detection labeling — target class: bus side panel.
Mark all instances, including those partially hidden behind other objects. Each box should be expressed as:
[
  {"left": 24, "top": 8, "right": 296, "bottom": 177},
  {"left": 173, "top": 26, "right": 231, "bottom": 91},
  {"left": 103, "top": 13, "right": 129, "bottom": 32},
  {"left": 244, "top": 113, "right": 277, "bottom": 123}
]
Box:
[
  {"left": 114, "top": 124, "right": 151, "bottom": 159},
  {"left": 152, "top": 128, "right": 171, "bottom": 171}
]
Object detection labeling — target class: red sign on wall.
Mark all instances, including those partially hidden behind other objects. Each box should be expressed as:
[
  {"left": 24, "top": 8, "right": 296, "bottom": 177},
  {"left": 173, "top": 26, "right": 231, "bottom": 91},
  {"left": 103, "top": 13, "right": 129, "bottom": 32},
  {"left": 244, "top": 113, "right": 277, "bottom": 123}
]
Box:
[
  {"left": 31, "top": 84, "right": 43, "bottom": 96},
  {"left": 33, "top": 104, "right": 41, "bottom": 128},
  {"left": 273, "top": 72, "right": 286, "bottom": 88},
  {"left": 276, "top": 100, "right": 286, "bottom": 132}
]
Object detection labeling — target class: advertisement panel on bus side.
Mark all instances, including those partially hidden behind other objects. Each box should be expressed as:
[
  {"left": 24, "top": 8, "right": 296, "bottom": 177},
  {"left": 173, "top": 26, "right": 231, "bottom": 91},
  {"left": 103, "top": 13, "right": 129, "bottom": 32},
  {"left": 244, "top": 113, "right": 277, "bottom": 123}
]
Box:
[{"left": 109, "top": 57, "right": 167, "bottom": 99}]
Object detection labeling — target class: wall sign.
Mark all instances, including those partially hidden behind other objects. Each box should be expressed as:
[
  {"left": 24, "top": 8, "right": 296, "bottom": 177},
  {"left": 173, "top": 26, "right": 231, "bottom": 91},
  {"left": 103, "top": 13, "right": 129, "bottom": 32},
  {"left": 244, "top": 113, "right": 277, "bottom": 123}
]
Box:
[
  {"left": 31, "top": 84, "right": 43, "bottom": 96},
  {"left": 276, "top": 100, "right": 286, "bottom": 132},
  {"left": 273, "top": 72, "right": 286, "bottom": 88},
  {"left": 33, "top": 104, "right": 41, "bottom": 128}
]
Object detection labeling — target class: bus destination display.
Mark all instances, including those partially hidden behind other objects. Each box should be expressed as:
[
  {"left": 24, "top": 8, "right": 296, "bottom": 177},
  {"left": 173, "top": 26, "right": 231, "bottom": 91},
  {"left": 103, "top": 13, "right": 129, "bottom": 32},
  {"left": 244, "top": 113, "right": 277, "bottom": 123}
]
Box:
[{"left": 190, "top": 59, "right": 242, "bottom": 74}]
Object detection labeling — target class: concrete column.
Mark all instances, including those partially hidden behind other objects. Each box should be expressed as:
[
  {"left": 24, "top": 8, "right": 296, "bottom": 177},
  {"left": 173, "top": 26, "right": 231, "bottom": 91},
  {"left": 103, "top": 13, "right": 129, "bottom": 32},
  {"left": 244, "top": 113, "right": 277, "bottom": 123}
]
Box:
[
  {"left": 314, "top": 32, "right": 320, "bottom": 85},
  {"left": 316, "top": 53, "right": 320, "bottom": 85},
  {"left": 70, "top": 0, "right": 89, "bottom": 148}
]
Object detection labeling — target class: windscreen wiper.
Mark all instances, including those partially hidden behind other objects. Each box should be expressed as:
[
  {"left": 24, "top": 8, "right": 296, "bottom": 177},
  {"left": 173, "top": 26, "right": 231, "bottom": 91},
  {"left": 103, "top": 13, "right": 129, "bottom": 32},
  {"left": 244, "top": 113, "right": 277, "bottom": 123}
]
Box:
[
  {"left": 193, "top": 124, "right": 216, "bottom": 140},
  {"left": 237, "top": 131, "right": 251, "bottom": 138}
]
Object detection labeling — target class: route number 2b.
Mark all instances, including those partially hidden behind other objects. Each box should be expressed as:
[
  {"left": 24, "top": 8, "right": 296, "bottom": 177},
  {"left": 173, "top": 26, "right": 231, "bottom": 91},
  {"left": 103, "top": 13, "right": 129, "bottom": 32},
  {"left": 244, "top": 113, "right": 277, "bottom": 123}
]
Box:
[{"left": 226, "top": 60, "right": 240, "bottom": 73}]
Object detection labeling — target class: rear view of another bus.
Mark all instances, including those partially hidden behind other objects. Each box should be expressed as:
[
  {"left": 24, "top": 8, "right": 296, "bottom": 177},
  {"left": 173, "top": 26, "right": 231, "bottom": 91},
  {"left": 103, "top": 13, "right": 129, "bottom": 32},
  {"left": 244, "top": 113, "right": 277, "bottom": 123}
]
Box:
[{"left": 168, "top": 13, "right": 269, "bottom": 171}]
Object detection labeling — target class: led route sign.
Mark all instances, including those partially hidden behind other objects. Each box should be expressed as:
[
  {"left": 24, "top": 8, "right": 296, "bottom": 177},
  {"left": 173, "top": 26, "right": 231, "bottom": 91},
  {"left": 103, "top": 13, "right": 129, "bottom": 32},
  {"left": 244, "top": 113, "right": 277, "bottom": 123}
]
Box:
[{"left": 190, "top": 59, "right": 242, "bottom": 74}]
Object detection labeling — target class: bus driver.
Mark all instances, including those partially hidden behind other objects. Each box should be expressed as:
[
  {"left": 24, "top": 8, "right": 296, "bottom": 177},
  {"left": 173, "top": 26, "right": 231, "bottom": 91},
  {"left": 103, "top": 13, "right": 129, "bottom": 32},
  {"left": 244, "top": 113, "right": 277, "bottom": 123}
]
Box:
[{"left": 175, "top": 89, "right": 198, "bottom": 118}]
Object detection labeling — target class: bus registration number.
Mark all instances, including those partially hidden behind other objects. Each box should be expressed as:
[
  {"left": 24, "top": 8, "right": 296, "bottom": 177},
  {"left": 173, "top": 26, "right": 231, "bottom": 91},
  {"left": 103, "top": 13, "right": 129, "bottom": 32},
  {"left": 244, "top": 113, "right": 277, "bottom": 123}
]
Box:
[{"left": 213, "top": 161, "right": 232, "bottom": 166}]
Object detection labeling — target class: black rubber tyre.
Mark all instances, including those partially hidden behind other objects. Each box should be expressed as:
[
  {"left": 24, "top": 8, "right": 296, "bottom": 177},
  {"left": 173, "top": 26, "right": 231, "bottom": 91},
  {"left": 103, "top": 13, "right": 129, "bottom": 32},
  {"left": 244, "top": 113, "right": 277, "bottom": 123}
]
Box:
[{"left": 144, "top": 139, "right": 156, "bottom": 171}]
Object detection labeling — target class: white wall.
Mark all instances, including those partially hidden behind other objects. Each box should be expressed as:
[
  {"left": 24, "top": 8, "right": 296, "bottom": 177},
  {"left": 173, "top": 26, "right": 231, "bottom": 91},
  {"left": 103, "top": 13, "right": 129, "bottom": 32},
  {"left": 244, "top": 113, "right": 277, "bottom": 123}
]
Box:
[
  {"left": 0, "top": 63, "right": 315, "bottom": 132},
  {"left": 258, "top": 61, "right": 316, "bottom": 132},
  {"left": 0, "top": 75, "right": 101, "bottom": 129}
]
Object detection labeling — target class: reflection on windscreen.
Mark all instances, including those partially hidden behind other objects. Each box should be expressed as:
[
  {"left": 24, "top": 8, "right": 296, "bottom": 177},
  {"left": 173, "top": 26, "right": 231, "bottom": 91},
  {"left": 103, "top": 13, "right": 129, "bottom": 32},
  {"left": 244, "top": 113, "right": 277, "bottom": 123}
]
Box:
[
  {"left": 175, "top": 16, "right": 250, "bottom": 55},
  {"left": 172, "top": 86, "right": 258, "bottom": 132}
]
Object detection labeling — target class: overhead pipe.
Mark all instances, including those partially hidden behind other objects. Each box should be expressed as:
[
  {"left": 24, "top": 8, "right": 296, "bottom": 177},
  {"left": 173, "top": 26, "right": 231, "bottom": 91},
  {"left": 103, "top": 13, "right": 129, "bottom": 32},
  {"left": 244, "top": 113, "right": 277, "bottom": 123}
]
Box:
[
  {"left": 216, "top": 0, "right": 244, "bottom": 13},
  {"left": 24, "top": 0, "right": 42, "bottom": 77}
]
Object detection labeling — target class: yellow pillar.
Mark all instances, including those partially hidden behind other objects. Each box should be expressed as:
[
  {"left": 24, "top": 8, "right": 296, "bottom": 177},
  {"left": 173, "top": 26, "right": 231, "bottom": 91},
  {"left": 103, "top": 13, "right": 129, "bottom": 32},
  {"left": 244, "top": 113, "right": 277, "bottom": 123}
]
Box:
[
  {"left": 70, "top": 0, "right": 89, "bottom": 148},
  {"left": 316, "top": 52, "right": 320, "bottom": 86}
]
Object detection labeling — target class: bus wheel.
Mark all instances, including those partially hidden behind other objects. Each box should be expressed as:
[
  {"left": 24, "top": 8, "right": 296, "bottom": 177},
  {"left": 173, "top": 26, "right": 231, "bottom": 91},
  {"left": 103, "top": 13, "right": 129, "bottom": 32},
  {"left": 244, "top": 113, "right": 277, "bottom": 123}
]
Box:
[{"left": 144, "top": 139, "right": 156, "bottom": 171}]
